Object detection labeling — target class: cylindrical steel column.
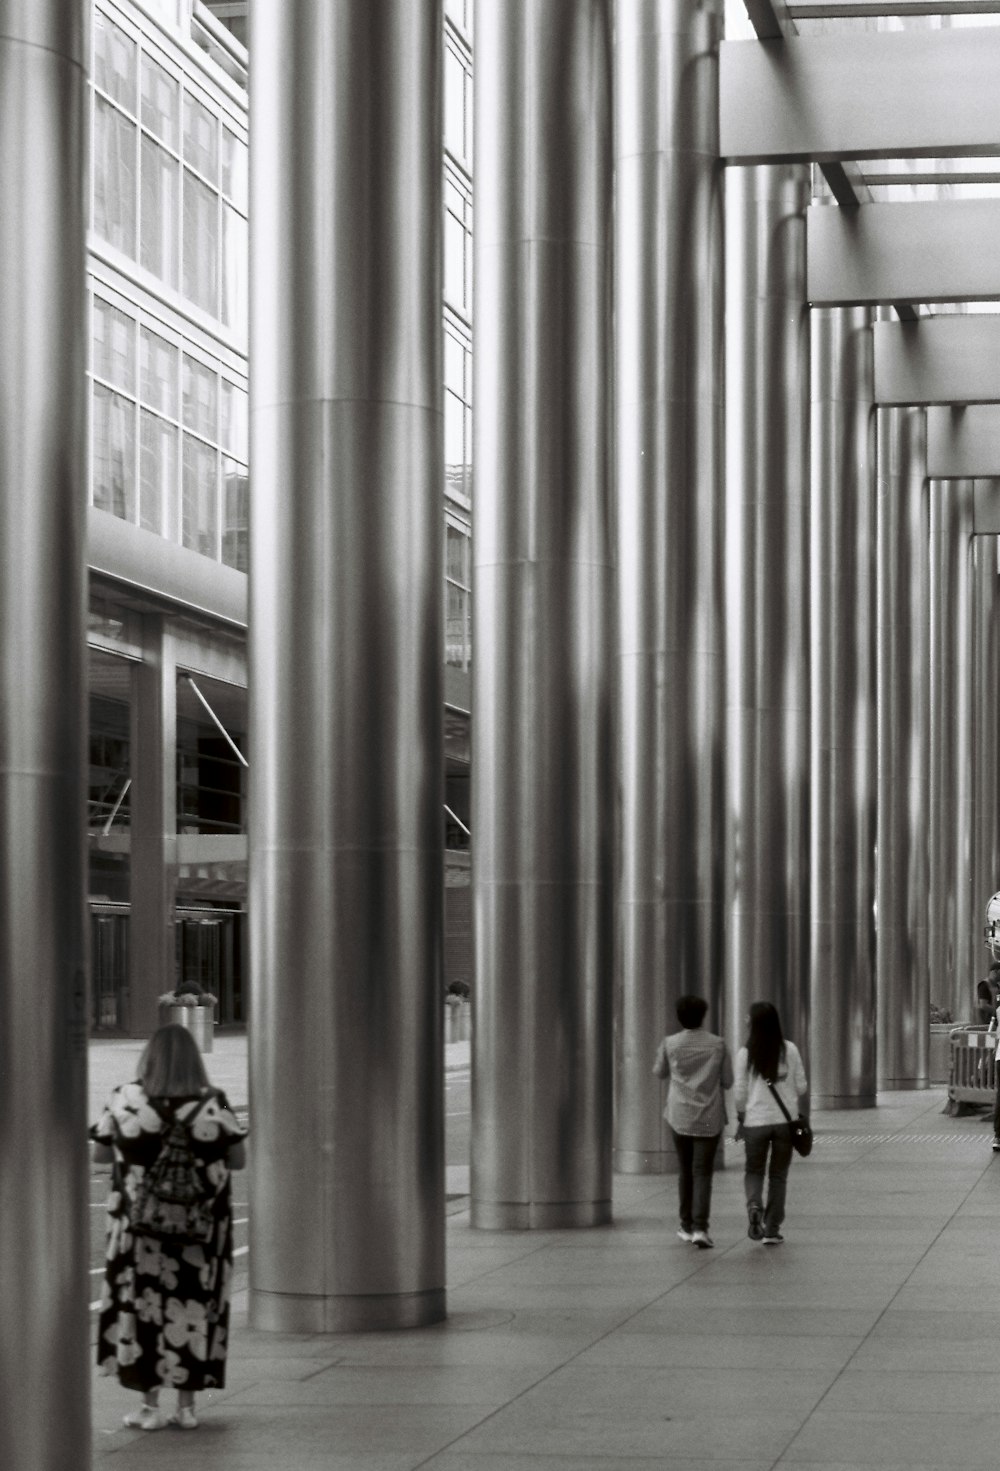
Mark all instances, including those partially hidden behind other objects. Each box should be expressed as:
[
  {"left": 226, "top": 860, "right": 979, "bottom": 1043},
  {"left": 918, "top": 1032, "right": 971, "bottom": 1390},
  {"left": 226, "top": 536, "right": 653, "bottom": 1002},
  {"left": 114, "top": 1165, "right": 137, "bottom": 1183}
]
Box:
[
  {"left": 809, "top": 306, "right": 877, "bottom": 1109},
  {"left": 970, "top": 534, "right": 1000, "bottom": 992},
  {"left": 0, "top": 3, "right": 90, "bottom": 1466},
  {"left": 724, "top": 164, "right": 811, "bottom": 1067},
  {"left": 249, "top": 0, "right": 446, "bottom": 1330},
  {"left": 614, "top": 0, "right": 725, "bottom": 1174},
  {"left": 876, "top": 407, "right": 930, "bottom": 1088},
  {"left": 928, "top": 478, "right": 975, "bottom": 1025},
  {"left": 471, "top": 0, "right": 614, "bottom": 1228}
]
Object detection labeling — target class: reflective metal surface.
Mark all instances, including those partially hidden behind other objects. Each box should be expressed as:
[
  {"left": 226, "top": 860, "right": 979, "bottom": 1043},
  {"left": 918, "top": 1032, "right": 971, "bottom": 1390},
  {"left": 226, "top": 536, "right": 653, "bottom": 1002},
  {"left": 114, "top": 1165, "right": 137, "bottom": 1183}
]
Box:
[
  {"left": 129, "top": 619, "right": 178, "bottom": 1034},
  {"left": 248, "top": 0, "right": 446, "bottom": 1328},
  {"left": 471, "top": 0, "right": 614, "bottom": 1228},
  {"left": 971, "top": 535, "right": 1000, "bottom": 1006},
  {"left": 614, "top": 0, "right": 725, "bottom": 1174},
  {"left": 876, "top": 408, "right": 930, "bottom": 1088},
  {"left": 809, "top": 306, "right": 877, "bottom": 1109},
  {"left": 927, "top": 479, "right": 975, "bottom": 1026},
  {"left": 0, "top": 6, "right": 89, "bottom": 1466},
  {"left": 724, "top": 164, "right": 811, "bottom": 1070}
]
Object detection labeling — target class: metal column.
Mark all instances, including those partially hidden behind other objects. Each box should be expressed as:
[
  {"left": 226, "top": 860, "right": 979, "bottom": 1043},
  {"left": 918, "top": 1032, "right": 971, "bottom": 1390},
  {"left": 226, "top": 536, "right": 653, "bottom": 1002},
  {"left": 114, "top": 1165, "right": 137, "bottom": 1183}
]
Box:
[
  {"left": 724, "top": 164, "right": 812, "bottom": 1066},
  {"left": 249, "top": 0, "right": 446, "bottom": 1329},
  {"left": 971, "top": 535, "right": 1000, "bottom": 989},
  {"left": 614, "top": 0, "right": 725, "bottom": 1174},
  {"left": 471, "top": 0, "right": 614, "bottom": 1228},
  {"left": 928, "top": 479, "right": 975, "bottom": 1025},
  {"left": 0, "top": 2, "right": 89, "bottom": 1465},
  {"left": 129, "top": 619, "right": 178, "bottom": 1034},
  {"left": 809, "top": 306, "right": 877, "bottom": 1109},
  {"left": 876, "top": 407, "right": 930, "bottom": 1088}
]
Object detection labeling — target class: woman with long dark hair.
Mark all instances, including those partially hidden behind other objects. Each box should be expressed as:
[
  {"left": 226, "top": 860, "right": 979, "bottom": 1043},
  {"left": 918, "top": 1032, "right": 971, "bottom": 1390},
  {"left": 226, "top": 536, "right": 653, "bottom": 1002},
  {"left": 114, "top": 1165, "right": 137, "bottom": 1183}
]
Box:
[
  {"left": 91, "top": 1023, "right": 247, "bottom": 1432},
  {"left": 734, "top": 1002, "right": 808, "bottom": 1245}
]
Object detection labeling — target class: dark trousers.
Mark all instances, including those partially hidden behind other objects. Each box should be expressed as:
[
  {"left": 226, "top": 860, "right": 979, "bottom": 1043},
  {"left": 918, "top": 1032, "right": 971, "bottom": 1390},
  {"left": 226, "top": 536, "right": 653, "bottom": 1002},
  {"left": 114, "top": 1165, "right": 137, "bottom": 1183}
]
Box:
[
  {"left": 670, "top": 1128, "right": 721, "bottom": 1233},
  {"left": 743, "top": 1123, "right": 794, "bottom": 1234},
  {"left": 993, "top": 1070, "right": 1000, "bottom": 1136}
]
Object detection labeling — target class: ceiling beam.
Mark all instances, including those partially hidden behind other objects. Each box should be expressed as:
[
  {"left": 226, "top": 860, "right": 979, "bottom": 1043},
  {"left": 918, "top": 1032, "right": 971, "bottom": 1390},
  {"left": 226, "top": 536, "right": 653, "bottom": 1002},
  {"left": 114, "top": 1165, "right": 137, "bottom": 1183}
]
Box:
[
  {"left": 788, "top": 0, "right": 1000, "bottom": 16},
  {"left": 875, "top": 316, "right": 1000, "bottom": 406}
]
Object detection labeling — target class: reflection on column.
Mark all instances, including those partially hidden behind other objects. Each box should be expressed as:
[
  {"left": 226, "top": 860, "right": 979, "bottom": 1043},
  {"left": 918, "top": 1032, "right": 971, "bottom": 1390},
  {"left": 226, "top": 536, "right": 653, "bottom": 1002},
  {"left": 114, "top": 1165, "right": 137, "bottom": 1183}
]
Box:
[
  {"left": 129, "top": 619, "right": 177, "bottom": 1034},
  {"left": 809, "top": 306, "right": 877, "bottom": 1109},
  {"left": 0, "top": 4, "right": 90, "bottom": 1467},
  {"left": 471, "top": 0, "right": 614, "bottom": 1228},
  {"left": 724, "top": 164, "right": 811, "bottom": 1067},
  {"left": 614, "top": 0, "right": 725, "bottom": 1173},
  {"left": 928, "top": 479, "right": 975, "bottom": 1025},
  {"left": 248, "top": 0, "right": 445, "bottom": 1328},
  {"left": 876, "top": 407, "right": 930, "bottom": 1088},
  {"left": 969, "top": 532, "right": 1000, "bottom": 1011}
]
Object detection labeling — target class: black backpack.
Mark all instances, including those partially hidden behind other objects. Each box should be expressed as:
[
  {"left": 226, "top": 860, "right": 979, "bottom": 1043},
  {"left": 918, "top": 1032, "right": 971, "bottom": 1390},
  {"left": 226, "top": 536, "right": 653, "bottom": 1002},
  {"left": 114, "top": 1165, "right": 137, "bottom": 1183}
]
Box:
[{"left": 130, "top": 1098, "right": 216, "bottom": 1245}]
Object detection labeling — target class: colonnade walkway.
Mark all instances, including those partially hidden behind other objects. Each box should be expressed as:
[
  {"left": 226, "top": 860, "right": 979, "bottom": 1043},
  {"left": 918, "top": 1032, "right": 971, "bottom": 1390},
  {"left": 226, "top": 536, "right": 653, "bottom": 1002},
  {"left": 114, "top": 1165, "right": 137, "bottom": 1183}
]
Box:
[{"left": 90, "top": 1068, "right": 1000, "bottom": 1469}]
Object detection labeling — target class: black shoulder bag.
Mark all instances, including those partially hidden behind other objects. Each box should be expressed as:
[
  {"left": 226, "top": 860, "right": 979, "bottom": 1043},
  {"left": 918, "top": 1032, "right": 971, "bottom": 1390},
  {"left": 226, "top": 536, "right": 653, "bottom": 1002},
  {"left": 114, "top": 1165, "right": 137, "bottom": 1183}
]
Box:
[{"left": 766, "top": 1079, "right": 813, "bottom": 1157}]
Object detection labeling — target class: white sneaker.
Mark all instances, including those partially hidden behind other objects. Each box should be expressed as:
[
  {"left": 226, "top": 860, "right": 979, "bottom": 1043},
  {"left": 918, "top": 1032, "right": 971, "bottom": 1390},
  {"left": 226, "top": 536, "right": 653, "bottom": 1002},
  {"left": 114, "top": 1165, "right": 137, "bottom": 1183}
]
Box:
[
  {"left": 169, "top": 1406, "right": 199, "bottom": 1430},
  {"left": 691, "top": 1230, "right": 714, "bottom": 1249},
  {"left": 676, "top": 1226, "right": 694, "bottom": 1242},
  {"left": 992, "top": 1136, "right": 1000, "bottom": 1152},
  {"left": 122, "top": 1406, "right": 167, "bottom": 1432}
]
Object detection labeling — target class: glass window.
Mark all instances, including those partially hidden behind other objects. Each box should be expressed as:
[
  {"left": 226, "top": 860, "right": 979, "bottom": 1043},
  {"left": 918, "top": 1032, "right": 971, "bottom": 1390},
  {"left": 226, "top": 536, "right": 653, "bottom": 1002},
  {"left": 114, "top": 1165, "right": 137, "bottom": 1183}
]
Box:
[
  {"left": 139, "top": 409, "right": 177, "bottom": 535},
  {"left": 221, "top": 381, "right": 248, "bottom": 459},
  {"left": 93, "top": 384, "right": 136, "bottom": 522},
  {"left": 444, "top": 328, "right": 464, "bottom": 397},
  {"left": 445, "top": 388, "right": 466, "bottom": 500},
  {"left": 93, "top": 298, "right": 136, "bottom": 394},
  {"left": 183, "top": 170, "right": 219, "bottom": 315},
  {"left": 183, "top": 93, "right": 218, "bottom": 185},
  {"left": 140, "top": 328, "right": 177, "bottom": 417},
  {"left": 141, "top": 55, "right": 179, "bottom": 148},
  {"left": 447, "top": 523, "right": 469, "bottom": 584},
  {"left": 182, "top": 355, "right": 217, "bottom": 438},
  {"left": 94, "top": 15, "right": 137, "bottom": 113},
  {"left": 222, "top": 129, "right": 248, "bottom": 211},
  {"left": 221, "top": 202, "right": 248, "bottom": 339},
  {"left": 182, "top": 435, "right": 218, "bottom": 557},
  {"left": 444, "top": 208, "right": 465, "bottom": 310},
  {"left": 140, "top": 135, "right": 179, "bottom": 287},
  {"left": 94, "top": 97, "right": 137, "bottom": 258},
  {"left": 222, "top": 462, "right": 249, "bottom": 572},
  {"left": 444, "top": 46, "right": 466, "bottom": 162},
  {"left": 446, "top": 583, "right": 468, "bottom": 670}
]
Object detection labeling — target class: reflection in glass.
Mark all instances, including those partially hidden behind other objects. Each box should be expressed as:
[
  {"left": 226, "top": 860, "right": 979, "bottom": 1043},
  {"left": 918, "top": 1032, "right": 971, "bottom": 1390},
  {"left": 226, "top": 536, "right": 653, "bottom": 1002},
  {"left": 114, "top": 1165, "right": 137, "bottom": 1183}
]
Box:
[
  {"left": 221, "top": 381, "right": 248, "bottom": 458},
  {"left": 222, "top": 462, "right": 249, "bottom": 572},
  {"left": 93, "top": 384, "right": 136, "bottom": 522},
  {"left": 141, "top": 135, "right": 179, "bottom": 287},
  {"left": 94, "top": 97, "right": 137, "bottom": 258},
  {"left": 94, "top": 15, "right": 137, "bottom": 112},
  {"left": 139, "top": 409, "right": 177, "bottom": 536},
  {"left": 141, "top": 53, "right": 178, "bottom": 148},
  {"left": 444, "top": 208, "right": 465, "bottom": 310},
  {"left": 444, "top": 46, "right": 465, "bottom": 161},
  {"left": 446, "top": 582, "right": 468, "bottom": 669},
  {"left": 222, "top": 201, "right": 248, "bottom": 338},
  {"left": 183, "top": 92, "right": 218, "bottom": 185},
  {"left": 182, "top": 435, "right": 218, "bottom": 557},
  {"left": 93, "top": 297, "right": 136, "bottom": 393},
  {"left": 140, "top": 328, "right": 178, "bottom": 417},
  {"left": 182, "top": 354, "right": 217, "bottom": 438},
  {"left": 222, "top": 129, "right": 248, "bottom": 211},
  {"left": 183, "top": 170, "right": 219, "bottom": 315}
]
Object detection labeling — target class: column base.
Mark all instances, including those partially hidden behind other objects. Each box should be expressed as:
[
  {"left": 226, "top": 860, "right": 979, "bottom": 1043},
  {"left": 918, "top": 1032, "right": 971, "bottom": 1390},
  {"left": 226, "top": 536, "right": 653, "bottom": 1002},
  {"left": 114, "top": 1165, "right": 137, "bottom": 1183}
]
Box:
[
  {"left": 470, "top": 1199, "right": 612, "bottom": 1230},
  {"left": 249, "top": 1287, "right": 446, "bottom": 1334},
  {"left": 811, "top": 1094, "right": 877, "bottom": 1110},
  {"left": 878, "top": 1078, "right": 930, "bottom": 1091}
]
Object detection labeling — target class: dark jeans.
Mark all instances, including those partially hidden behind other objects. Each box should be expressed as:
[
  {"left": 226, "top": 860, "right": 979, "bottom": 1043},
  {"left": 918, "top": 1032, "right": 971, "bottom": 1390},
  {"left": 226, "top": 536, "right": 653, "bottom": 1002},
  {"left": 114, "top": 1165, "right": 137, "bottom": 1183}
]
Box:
[
  {"left": 670, "top": 1128, "right": 721, "bottom": 1233},
  {"left": 993, "top": 1071, "right": 1000, "bottom": 1136},
  {"left": 743, "top": 1123, "right": 795, "bottom": 1235}
]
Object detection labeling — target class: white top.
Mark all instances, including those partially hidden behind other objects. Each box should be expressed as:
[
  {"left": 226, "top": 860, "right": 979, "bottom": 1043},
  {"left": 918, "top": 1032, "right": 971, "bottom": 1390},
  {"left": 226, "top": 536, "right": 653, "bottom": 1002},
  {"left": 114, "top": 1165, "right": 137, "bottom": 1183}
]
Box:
[{"left": 734, "top": 1040, "right": 808, "bottom": 1127}]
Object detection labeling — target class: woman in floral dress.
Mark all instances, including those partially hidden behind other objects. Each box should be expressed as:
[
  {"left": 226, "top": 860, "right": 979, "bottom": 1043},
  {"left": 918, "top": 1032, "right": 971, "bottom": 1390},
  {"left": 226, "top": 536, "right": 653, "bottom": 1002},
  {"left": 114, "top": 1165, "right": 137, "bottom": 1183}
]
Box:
[{"left": 91, "top": 1023, "right": 247, "bottom": 1432}]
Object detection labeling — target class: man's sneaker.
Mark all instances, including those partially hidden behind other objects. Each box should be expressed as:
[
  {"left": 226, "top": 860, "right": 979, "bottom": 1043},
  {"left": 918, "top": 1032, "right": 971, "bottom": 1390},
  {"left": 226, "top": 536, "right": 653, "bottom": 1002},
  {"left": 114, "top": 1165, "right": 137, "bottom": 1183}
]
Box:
[
  {"left": 992, "top": 1136, "right": 1000, "bottom": 1152},
  {"left": 676, "top": 1226, "right": 695, "bottom": 1242},
  {"left": 691, "top": 1230, "right": 714, "bottom": 1249},
  {"left": 747, "top": 1205, "right": 764, "bottom": 1241},
  {"left": 761, "top": 1233, "right": 784, "bottom": 1245}
]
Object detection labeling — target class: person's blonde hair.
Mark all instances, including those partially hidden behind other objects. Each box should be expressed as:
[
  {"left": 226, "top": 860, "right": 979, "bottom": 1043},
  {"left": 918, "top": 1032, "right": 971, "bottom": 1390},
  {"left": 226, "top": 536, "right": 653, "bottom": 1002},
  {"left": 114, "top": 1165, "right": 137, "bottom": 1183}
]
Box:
[{"left": 139, "top": 1024, "right": 211, "bottom": 1097}]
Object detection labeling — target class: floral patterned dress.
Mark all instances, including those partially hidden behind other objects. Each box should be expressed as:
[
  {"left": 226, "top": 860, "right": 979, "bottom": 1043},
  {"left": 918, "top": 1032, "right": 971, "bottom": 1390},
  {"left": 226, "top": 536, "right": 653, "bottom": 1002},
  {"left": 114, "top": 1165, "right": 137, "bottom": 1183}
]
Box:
[{"left": 91, "top": 1082, "right": 247, "bottom": 1393}]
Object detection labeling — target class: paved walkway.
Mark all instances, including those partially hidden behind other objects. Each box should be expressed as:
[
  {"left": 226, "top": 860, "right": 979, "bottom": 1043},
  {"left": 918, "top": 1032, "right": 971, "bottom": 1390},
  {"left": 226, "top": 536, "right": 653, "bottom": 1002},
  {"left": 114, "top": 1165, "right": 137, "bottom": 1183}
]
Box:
[{"left": 90, "top": 1080, "right": 1000, "bottom": 1469}]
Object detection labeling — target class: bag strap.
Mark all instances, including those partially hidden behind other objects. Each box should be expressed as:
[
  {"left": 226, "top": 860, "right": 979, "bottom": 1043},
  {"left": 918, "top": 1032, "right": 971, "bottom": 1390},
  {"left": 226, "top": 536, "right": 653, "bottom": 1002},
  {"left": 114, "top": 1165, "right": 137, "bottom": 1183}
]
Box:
[{"left": 766, "top": 1078, "right": 795, "bottom": 1124}]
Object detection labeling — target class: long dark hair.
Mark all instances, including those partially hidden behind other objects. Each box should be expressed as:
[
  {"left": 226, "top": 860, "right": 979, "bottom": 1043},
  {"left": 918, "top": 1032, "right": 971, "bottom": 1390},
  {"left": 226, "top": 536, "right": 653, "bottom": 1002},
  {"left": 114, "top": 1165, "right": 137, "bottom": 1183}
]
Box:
[
  {"left": 139, "top": 1024, "right": 210, "bottom": 1097},
  {"left": 746, "top": 1001, "right": 785, "bottom": 1084}
]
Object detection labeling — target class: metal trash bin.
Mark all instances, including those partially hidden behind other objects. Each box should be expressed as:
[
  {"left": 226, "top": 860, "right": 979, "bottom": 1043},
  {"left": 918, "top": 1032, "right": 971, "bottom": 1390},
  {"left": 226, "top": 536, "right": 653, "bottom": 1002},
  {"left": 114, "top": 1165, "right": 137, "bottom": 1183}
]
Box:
[
  {"left": 948, "top": 1026, "right": 995, "bottom": 1106},
  {"left": 163, "top": 1002, "right": 214, "bottom": 1054}
]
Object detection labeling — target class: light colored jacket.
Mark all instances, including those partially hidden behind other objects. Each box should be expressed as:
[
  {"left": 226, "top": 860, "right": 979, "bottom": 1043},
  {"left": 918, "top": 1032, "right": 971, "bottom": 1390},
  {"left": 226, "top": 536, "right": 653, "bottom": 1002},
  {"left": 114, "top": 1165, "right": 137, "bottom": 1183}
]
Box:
[
  {"left": 734, "top": 1040, "right": 808, "bottom": 1127},
  {"left": 653, "top": 1028, "right": 733, "bottom": 1137}
]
